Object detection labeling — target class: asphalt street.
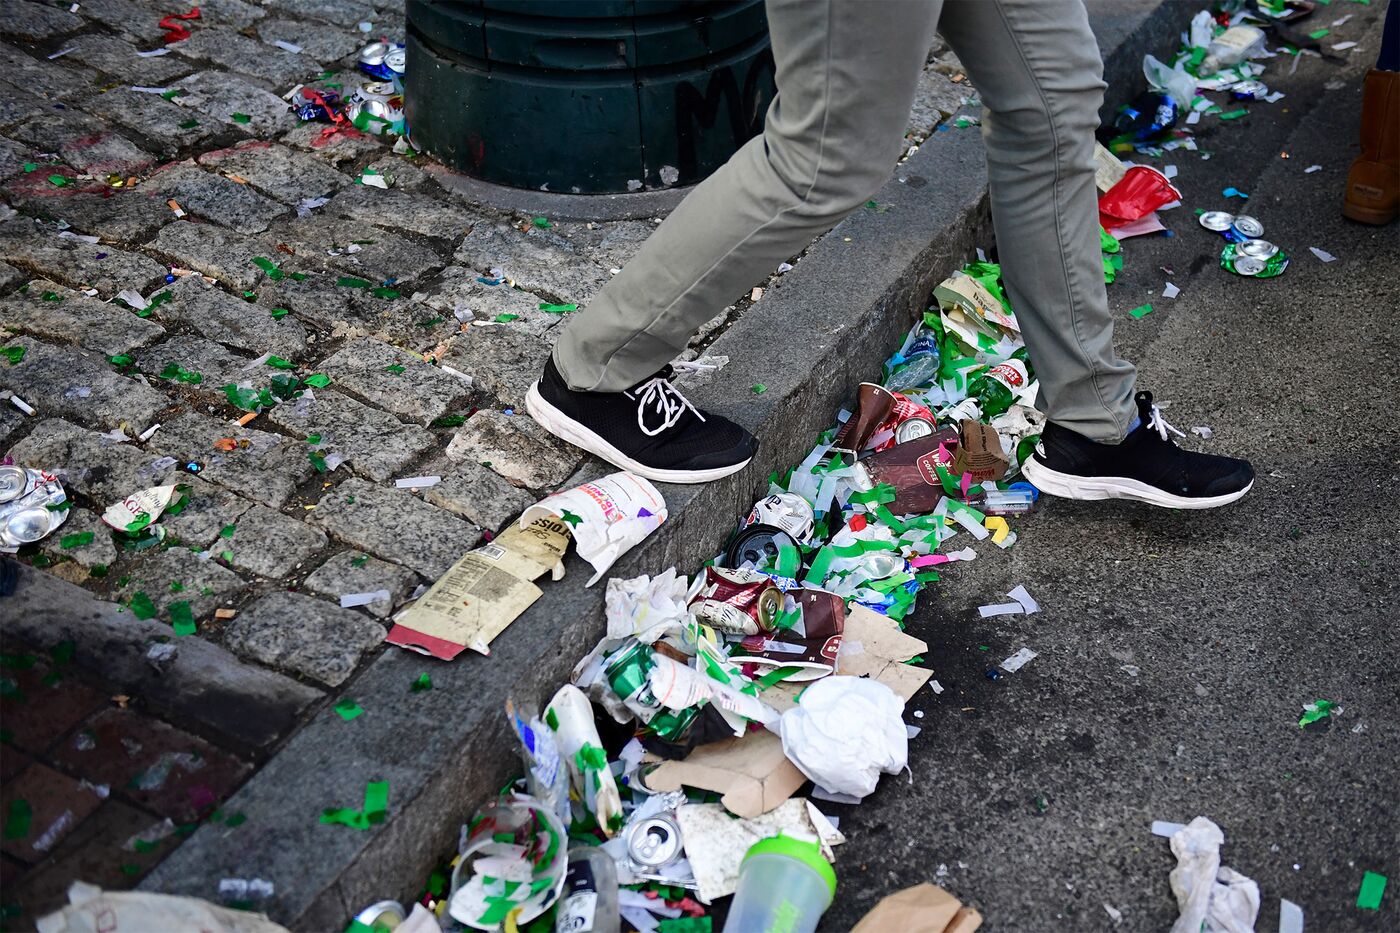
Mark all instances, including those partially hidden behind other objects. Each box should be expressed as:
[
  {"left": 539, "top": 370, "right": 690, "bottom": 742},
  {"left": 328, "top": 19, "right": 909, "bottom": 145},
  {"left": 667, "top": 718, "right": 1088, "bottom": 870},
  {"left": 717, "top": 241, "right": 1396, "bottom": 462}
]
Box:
[{"left": 821, "top": 8, "right": 1399, "bottom": 932}]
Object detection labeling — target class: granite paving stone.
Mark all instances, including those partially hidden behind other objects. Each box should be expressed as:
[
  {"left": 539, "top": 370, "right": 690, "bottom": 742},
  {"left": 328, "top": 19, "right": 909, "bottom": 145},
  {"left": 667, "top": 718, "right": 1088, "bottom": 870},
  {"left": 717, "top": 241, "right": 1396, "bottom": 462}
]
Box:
[
  {"left": 256, "top": 17, "right": 365, "bottom": 64},
  {"left": 363, "top": 155, "right": 436, "bottom": 193},
  {"left": 315, "top": 336, "right": 470, "bottom": 425},
  {"left": 173, "top": 27, "right": 314, "bottom": 91},
  {"left": 197, "top": 0, "right": 268, "bottom": 30},
  {"left": 144, "top": 412, "right": 314, "bottom": 509},
  {"left": 271, "top": 215, "right": 448, "bottom": 285},
  {"left": 0, "top": 406, "right": 25, "bottom": 449},
  {"left": 150, "top": 221, "right": 271, "bottom": 290},
  {"left": 223, "top": 590, "right": 385, "bottom": 687},
  {"left": 0, "top": 42, "right": 96, "bottom": 102},
  {"left": 0, "top": 764, "right": 104, "bottom": 865},
  {"left": 6, "top": 419, "right": 181, "bottom": 502},
  {"left": 65, "top": 34, "right": 195, "bottom": 85},
  {"left": 255, "top": 270, "right": 362, "bottom": 330},
  {"left": 146, "top": 161, "right": 290, "bottom": 235},
  {"left": 455, "top": 224, "right": 611, "bottom": 305},
  {"left": 170, "top": 71, "right": 298, "bottom": 137},
  {"left": 0, "top": 81, "right": 56, "bottom": 131},
  {"left": 425, "top": 460, "right": 536, "bottom": 534},
  {"left": 1, "top": 178, "right": 173, "bottom": 244},
  {"left": 133, "top": 335, "right": 254, "bottom": 403},
  {"left": 0, "top": 657, "right": 108, "bottom": 756},
  {"left": 196, "top": 140, "right": 349, "bottom": 206},
  {"left": 0, "top": 286, "right": 166, "bottom": 356},
  {"left": 159, "top": 485, "right": 254, "bottom": 548},
  {"left": 441, "top": 324, "right": 554, "bottom": 411},
  {"left": 161, "top": 273, "right": 309, "bottom": 359},
  {"left": 0, "top": 137, "right": 37, "bottom": 178},
  {"left": 116, "top": 546, "right": 247, "bottom": 623},
  {"left": 52, "top": 708, "right": 253, "bottom": 821},
  {"left": 906, "top": 67, "right": 969, "bottom": 141},
  {"left": 325, "top": 186, "right": 480, "bottom": 242},
  {"left": 445, "top": 410, "right": 582, "bottom": 491},
  {"left": 0, "top": 341, "right": 168, "bottom": 431},
  {"left": 309, "top": 477, "right": 481, "bottom": 579},
  {"left": 73, "top": 0, "right": 159, "bottom": 43},
  {"left": 220, "top": 504, "right": 327, "bottom": 579},
  {"left": 11, "top": 113, "right": 157, "bottom": 178},
  {"left": 267, "top": 0, "right": 378, "bottom": 29},
  {"left": 0, "top": 232, "right": 165, "bottom": 296},
  {"left": 39, "top": 509, "right": 119, "bottom": 570},
  {"left": 280, "top": 120, "right": 386, "bottom": 165},
  {"left": 267, "top": 388, "right": 436, "bottom": 482},
  {"left": 77, "top": 88, "right": 229, "bottom": 158},
  {"left": 2, "top": 1, "right": 85, "bottom": 42},
  {"left": 301, "top": 551, "right": 418, "bottom": 619}
]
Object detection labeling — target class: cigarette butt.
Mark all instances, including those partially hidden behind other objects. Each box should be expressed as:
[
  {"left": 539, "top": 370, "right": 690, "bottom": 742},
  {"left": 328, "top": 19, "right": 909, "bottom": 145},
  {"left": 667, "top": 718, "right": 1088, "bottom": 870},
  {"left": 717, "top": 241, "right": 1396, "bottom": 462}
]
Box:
[
  {"left": 214, "top": 608, "right": 237, "bottom": 620},
  {"left": 228, "top": 174, "right": 248, "bottom": 185},
  {"left": 10, "top": 395, "right": 35, "bottom": 415},
  {"left": 138, "top": 422, "right": 161, "bottom": 442},
  {"left": 237, "top": 412, "right": 258, "bottom": 426},
  {"left": 167, "top": 199, "right": 186, "bottom": 217}
]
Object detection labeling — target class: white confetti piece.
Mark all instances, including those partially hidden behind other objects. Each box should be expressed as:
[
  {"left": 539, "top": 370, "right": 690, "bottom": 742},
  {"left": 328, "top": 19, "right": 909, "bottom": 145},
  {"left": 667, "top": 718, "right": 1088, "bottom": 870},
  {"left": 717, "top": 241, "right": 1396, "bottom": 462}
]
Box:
[
  {"left": 1007, "top": 584, "right": 1039, "bottom": 614},
  {"left": 340, "top": 589, "right": 391, "bottom": 608},
  {"left": 1308, "top": 246, "right": 1337, "bottom": 263},
  {"left": 1186, "top": 110, "right": 1202, "bottom": 125},
  {"left": 47, "top": 47, "right": 77, "bottom": 60},
  {"left": 358, "top": 20, "right": 373, "bottom": 32},
  {"left": 360, "top": 172, "right": 390, "bottom": 189},
  {"left": 273, "top": 39, "right": 303, "bottom": 53},
  {"left": 1152, "top": 819, "right": 1187, "bottom": 838},
  {"left": 929, "top": 680, "right": 944, "bottom": 695},
  {"left": 1164, "top": 164, "right": 1178, "bottom": 179},
  {"left": 1265, "top": 91, "right": 1286, "bottom": 103},
  {"left": 1191, "top": 425, "right": 1213, "bottom": 439},
  {"left": 1162, "top": 282, "right": 1180, "bottom": 299},
  {"left": 129, "top": 85, "right": 170, "bottom": 94},
  {"left": 1104, "top": 903, "right": 1123, "bottom": 924},
  {"left": 1304, "top": 164, "right": 1322, "bottom": 173},
  {"left": 1332, "top": 41, "right": 1358, "bottom": 51},
  {"left": 395, "top": 475, "right": 441, "bottom": 489},
  {"left": 1332, "top": 14, "right": 1353, "bottom": 26},
  {"left": 135, "top": 48, "right": 170, "bottom": 57},
  {"left": 978, "top": 602, "right": 1023, "bottom": 619},
  {"left": 1279, "top": 899, "right": 1304, "bottom": 933},
  {"left": 1001, "top": 647, "right": 1038, "bottom": 672}
]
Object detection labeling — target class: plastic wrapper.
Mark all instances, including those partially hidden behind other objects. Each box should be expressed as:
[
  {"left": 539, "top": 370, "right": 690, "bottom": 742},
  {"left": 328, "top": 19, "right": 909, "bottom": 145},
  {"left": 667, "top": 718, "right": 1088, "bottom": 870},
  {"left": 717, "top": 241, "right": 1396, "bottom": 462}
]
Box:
[
  {"left": 101, "top": 484, "right": 179, "bottom": 533},
  {"left": 1167, "top": 817, "right": 1260, "bottom": 933},
  {"left": 545, "top": 685, "right": 624, "bottom": 836},
  {"left": 521, "top": 472, "right": 667, "bottom": 586},
  {"left": 36, "top": 882, "right": 289, "bottom": 933},
  {"left": 778, "top": 675, "right": 908, "bottom": 799},
  {"left": 507, "top": 699, "right": 570, "bottom": 827},
  {"left": 1143, "top": 53, "right": 1198, "bottom": 108}
]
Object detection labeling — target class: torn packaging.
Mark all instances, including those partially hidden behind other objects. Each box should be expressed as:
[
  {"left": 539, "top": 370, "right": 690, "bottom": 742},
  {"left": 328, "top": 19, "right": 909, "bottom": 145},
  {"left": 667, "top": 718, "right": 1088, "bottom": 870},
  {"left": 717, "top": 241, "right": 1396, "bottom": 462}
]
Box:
[
  {"left": 676, "top": 798, "right": 843, "bottom": 904},
  {"left": 738, "top": 589, "right": 845, "bottom": 681},
  {"left": 851, "top": 883, "right": 983, "bottom": 933},
  {"left": 386, "top": 517, "right": 569, "bottom": 659},
  {"left": 950, "top": 419, "right": 1009, "bottom": 485},
  {"left": 641, "top": 730, "right": 806, "bottom": 819}
]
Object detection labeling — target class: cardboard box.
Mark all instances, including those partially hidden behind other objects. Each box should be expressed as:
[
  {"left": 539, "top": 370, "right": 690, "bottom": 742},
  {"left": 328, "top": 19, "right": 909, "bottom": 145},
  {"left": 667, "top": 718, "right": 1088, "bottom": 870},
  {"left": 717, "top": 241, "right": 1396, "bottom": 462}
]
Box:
[{"left": 641, "top": 730, "right": 806, "bottom": 819}]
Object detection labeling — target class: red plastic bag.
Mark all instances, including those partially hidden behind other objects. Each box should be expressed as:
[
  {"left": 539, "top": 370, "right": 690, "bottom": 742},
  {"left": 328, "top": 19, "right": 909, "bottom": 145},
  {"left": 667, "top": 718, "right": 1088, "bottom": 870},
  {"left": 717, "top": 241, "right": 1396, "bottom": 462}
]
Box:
[{"left": 1098, "top": 165, "right": 1182, "bottom": 229}]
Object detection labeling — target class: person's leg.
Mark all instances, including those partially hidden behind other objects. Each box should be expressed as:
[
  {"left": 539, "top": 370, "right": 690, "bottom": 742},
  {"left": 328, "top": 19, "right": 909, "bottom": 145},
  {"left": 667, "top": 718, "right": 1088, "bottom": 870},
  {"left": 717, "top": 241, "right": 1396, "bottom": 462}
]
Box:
[
  {"left": 937, "top": 0, "right": 1136, "bottom": 444},
  {"left": 940, "top": 0, "right": 1253, "bottom": 508},
  {"left": 551, "top": 0, "right": 942, "bottom": 393}
]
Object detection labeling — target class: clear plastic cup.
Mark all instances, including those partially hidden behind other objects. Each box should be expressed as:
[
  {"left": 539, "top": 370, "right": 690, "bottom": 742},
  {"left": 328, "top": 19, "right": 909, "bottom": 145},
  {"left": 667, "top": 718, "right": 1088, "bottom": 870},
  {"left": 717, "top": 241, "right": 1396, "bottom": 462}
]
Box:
[{"left": 722, "top": 834, "right": 836, "bottom": 933}]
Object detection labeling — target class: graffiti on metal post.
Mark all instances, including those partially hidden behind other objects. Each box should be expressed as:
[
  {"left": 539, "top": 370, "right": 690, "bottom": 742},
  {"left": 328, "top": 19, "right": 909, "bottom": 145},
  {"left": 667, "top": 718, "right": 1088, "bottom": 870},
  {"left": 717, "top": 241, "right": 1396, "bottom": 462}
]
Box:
[{"left": 672, "top": 45, "right": 776, "bottom": 180}]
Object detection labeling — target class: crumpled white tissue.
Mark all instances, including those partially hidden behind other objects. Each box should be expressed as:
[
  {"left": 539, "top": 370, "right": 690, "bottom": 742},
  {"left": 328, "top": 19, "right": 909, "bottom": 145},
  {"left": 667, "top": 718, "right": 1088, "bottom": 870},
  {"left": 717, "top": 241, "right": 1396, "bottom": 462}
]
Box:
[
  {"left": 778, "top": 676, "right": 907, "bottom": 799},
  {"left": 606, "top": 568, "right": 691, "bottom": 643},
  {"left": 1168, "top": 816, "right": 1260, "bottom": 933}
]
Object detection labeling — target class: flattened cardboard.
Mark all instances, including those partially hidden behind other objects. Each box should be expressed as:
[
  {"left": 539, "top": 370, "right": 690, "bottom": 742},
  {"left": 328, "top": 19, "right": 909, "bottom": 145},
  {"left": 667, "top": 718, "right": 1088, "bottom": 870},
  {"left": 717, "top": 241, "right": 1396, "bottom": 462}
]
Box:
[
  {"left": 951, "top": 419, "right": 1009, "bottom": 484},
  {"left": 386, "top": 517, "right": 569, "bottom": 659},
  {"left": 851, "top": 883, "right": 977, "bottom": 933},
  {"left": 759, "top": 605, "right": 932, "bottom": 713},
  {"left": 640, "top": 730, "right": 805, "bottom": 819}
]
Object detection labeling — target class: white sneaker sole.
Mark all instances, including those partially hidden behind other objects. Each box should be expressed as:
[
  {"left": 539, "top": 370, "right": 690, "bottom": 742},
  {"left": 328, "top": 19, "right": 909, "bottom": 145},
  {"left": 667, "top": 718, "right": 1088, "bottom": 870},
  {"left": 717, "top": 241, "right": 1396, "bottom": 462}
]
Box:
[
  {"left": 525, "top": 382, "right": 753, "bottom": 485},
  {"left": 1021, "top": 456, "right": 1253, "bottom": 510}
]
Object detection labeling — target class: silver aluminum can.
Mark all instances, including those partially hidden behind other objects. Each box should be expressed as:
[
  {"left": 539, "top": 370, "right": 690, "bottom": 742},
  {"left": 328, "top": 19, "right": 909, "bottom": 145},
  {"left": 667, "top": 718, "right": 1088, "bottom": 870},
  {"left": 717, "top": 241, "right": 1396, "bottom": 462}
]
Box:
[
  {"left": 1199, "top": 211, "right": 1235, "bottom": 232},
  {"left": 0, "top": 469, "right": 68, "bottom": 547},
  {"left": 358, "top": 41, "right": 391, "bottom": 67},
  {"left": 1231, "top": 215, "right": 1265, "bottom": 238},
  {"left": 895, "top": 416, "right": 935, "bottom": 443},
  {"left": 745, "top": 492, "right": 815, "bottom": 542},
  {"left": 1230, "top": 255, "right": 1267, "bottom": 276},
  {"left": 625, "top": 814, "right": 684, "bottom": 869},
  {"left": 1239, "top": 238, "right": 1278, "bottom": 260},
  {"left": 352, "top": 901, "right": 406, "bottom": 930},
  {"left": 0, "top": 465, "right": 31, "bottom": 503},
  {"left": 384, "top": 46, "right": 406, "bottom": 75}
]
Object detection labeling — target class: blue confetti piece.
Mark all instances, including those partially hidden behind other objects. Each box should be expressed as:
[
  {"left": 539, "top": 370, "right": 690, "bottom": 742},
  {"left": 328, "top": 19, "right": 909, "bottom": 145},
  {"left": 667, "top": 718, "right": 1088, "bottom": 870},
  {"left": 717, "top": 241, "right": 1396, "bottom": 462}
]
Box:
[{"left": 1222, "top": 186, "right": 1249, "bottom": 199}]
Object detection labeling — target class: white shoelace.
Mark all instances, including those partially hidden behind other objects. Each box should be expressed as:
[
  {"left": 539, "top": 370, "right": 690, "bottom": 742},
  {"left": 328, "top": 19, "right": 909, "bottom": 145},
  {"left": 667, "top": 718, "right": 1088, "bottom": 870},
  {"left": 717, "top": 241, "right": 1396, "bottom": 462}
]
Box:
[
  {"left": 1148, "top": 405, "right": 1185, "bottom": 442},
  {"left": 626, "top": 377, "right": 706, "bottom": 437}
]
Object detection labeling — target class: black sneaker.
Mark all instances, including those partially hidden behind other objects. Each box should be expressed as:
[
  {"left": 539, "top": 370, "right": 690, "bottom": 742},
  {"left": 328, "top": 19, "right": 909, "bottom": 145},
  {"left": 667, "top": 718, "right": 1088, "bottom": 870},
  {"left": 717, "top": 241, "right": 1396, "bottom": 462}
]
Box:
[
  {"left": 526, "top": 357, "right": 758, "bottom": 484},
  {"left": 1022, "top": 391, "right": 1254, "bottom": 509}
]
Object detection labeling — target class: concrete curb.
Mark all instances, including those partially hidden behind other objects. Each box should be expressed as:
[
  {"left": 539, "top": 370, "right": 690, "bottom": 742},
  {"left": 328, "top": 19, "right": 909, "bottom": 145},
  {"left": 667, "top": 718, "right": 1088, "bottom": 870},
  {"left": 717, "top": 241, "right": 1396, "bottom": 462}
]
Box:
[{"left": 141, "top": 3, "right": 1199, "bottom": 924}]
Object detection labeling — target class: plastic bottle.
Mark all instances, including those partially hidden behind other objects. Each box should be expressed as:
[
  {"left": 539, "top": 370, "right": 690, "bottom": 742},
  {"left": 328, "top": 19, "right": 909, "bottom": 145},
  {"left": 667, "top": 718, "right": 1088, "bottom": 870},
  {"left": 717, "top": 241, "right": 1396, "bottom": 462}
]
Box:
[
  {"left": 885, "top": 329, "right": 942, "bottom": 392},
  {"left": 967, "top": 350, "right": 1033, "bottom": 419},
  {"left": 554, "top": 846, "right": 619, "bottom": 933},
  {"left": 722, "top": 834, "right": 836, "bottom": 933}
]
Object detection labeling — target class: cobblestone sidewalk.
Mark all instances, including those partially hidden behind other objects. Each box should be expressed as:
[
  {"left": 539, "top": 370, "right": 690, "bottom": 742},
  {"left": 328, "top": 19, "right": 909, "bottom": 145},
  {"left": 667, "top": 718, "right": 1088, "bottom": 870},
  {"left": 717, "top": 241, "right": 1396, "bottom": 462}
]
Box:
[{"left": 0, "top": 0, "right": 972, "bottom": 923}]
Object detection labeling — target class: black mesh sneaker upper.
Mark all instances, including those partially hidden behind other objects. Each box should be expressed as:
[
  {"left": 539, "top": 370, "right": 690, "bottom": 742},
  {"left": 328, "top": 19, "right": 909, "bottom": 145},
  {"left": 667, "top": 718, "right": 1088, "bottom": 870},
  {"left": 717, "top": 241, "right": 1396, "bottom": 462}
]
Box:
[
  {"left": 539, "top": 357, "right": 758, "bottom": 472},
  {"left": 1034, "top": 391, "right": 1254, "bottom": 499}
]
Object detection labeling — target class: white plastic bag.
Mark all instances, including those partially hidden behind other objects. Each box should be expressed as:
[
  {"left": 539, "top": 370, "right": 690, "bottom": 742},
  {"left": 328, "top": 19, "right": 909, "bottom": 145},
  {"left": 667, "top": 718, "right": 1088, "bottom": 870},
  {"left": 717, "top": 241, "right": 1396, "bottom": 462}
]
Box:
[
  {"left": 778, "top": 676, "right": 907, "bottom": 798},
  {"left": 1168, "top": 817, "right": 1260, "bottom": 933},
  {"left": 1143, "top": 53, "right": 1198, "bottom": 105}
]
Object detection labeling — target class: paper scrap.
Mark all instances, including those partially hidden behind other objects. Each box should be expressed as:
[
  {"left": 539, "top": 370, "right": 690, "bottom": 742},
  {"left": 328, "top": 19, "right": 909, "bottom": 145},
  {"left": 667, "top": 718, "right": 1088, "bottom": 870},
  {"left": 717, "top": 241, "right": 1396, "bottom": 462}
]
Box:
[
  {"left": 1164, "top": 165, "right": 1178, "bottom": 179},
  {"left": 394, "top": 475, "right": 441, "bottom": 489},
  {"left": 1279, "top": 898, "right": 1304, "bottom": 933},
  {"left": 1129, "top": 303, "right": 1154, "bottom": 319},
  {"left": 102, "top": 485, "right": 180, "bottom": 533},
  {"left": 1299, "top": 699, "right": 1336, "bottom": 728},
  {"left": 1152, "top": 820, "right": 1187, "bottom": 838},
  {"left": 929, "top": 680, "right": 944, "bottom": 695},
  {"left": 1007, "top": 584, "right": 1039, "bottom": 614},
  {"left": 1162, "top": 282, "right": 1180, "bottom": 299},
  {"left": 520, "top": 473, "right": 667, "bottom": 586},
  {"left": 642, "top": 731, "right": 805, "bottom": 819},
  {"left": 340, "top": 590, "right": 390, "bottom": 609},
  {"left": 1001, "top": 647, "right": 1038, "bottom": 672},
  {"left": 979, "top": 602, "right": 1023, "bottom": 618},
  {"left": 1104, "top": 903, "right": 1123, "bottom": 924},
  {"left": 850, "top": 883, "right": 980, "bottom": 933},
  {"left": 1191, "top": 426, "right": 1213, "bottom": 439},
  {"left": 676, "top": 799, "right": 841, "bottom": 903},
  {"left": 1305, "top": 165, "right": 1322, "bottom": 174},
  {"left": 1308, "top": 247, "right": 1337, "bottom": 263},
  {"left": 1332, "top": 41, "right": 1358, "bottom": 51}
]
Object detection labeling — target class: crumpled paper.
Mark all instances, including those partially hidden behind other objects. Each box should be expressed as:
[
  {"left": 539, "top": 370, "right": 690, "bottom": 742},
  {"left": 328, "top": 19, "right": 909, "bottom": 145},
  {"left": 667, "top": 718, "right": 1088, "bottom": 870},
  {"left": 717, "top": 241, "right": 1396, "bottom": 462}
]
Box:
[
  {"left": 778, "top": 675, "right": 908, "bottom": 798},
  {"left": 606, "top": 568, "right": 691, "bottom": 643},
  {"left": 37, "top": 882, "right": 289, "bottom": 933},
  {"left": 1168, "top": 817, "right": 1260, "bottom": 933}
]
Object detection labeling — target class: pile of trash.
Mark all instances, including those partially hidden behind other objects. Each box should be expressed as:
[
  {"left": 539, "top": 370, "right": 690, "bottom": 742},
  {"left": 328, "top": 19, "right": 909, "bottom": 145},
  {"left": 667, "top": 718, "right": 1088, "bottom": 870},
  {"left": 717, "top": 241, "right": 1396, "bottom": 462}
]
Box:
[{"left": 285, "top": 41, "right": 415, "bottom": 151}]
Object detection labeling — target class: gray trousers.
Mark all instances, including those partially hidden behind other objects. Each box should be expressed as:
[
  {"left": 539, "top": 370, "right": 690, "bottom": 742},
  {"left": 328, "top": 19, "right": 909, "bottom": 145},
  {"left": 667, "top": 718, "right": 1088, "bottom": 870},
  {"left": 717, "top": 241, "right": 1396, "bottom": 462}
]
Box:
[{"left": 552, "top": 0, "right": 1138, "bottom": 443}]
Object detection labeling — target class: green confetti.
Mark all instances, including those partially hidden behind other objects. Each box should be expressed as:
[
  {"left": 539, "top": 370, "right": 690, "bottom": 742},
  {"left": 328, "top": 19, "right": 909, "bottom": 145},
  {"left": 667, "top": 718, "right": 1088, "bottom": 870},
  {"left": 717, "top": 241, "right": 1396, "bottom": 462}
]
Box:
[
  {"left": 219, "top": 524, "right": 236, "bottom": 539},
  {"left": 531, "top": 216, "right": 552, "bottom": 228},
  {"left": 252, "top": 257, "right": 285, "bottom": 280},
  {"left": 320, "top": 780, "right": 389, "bottom": 830},
  {"left": 59, "top": 531, "right": 94, "bottom": 549},
  {"left": 558, "top": 509, "right": 582, "bottom": 528},
  {"left": 169, "top": 601, "right": 196, "bottom": 637},
  {"left": 309, "top": 450, "right": 327, "bottom": 473},
  {"left": 411, "top": 672, "right": 432, "bottom": 692},
  {"left": 161, "top": 88, "right": 181, "bottom": 100},
  {"left": 751, "top": 383, "right": 767, "bottom": 394},
  {"left": 1219, "top": 109, "right": 1249, "bottom": 121},
  {"left": 129, "top": 591, "right": 157, "bottom": 620},
  {"left": 47, "top": 499, "right": 73, "bottom": 514},
  {"left": 1, "top": 346, "right": 25, "bottom": 365},
  {"left": 22, "top": 162, "right": 37, "bottom": 172},
  {"left": 336, "top": 276, "right": 372, "bottom": 289},
  {"left": 48, "top": 174, "right": 68, "bottom": 187},
  {"left": 1308, "top": 27, "right": 1330, "bottom": 39},
  {"left": 384, "top": 364, "right": 405, "bottom": 375},
  {"left": 1299, "top": 699, "right": 1336, "bottom": 728},
  {"left": 120, "top": 863, "right": 143, "bottom": 877},
  {"left": 270, "top": 307, "right": 291, "bottom": 319},
  {"left": 4, "top": 799, "right": 32, "bottom": 840},
  {"left": 158, "top": 362, "right": 203, "bottom": 385},
  {"left": 178, "top": 118, "right": 199, "bottom": 129},
  {"left": 334, "top": 698, "right": 365, "bottom": 721},
  {"left": 1357, "top": 870, "right": 1386, "bottom": 910},
  {"left": 538, "top": 303, "right": 577, "bottom": 314},
  {"left": 431, "top": 414, "right": 466, "bottom": 428},
  {"left": 169, "top": 581, "right": 184, "bottom": 593},
  {"left": 89, "top": 563, "right": 108, "bottom": 578},
  {"left": 231, "top": 111, "right": 252, "bottom": 124},
  {"left": 657, "top": 918, "right": 712, "bottom": 933},
  {"left": 41, "top": 291, "right": 62, "bottom": 302},
  {"left": 109, "top": 353, "right": 133, "bottom": 367},
  {"left": 219, "top": 550, "right": 233, "bottom": 563},
  {"left": 224, "top": 812, "right": 247, "bottom": 827},
  {"left": 350, "top": 554, "right": 370, "bottom": 567},
  {"left": 494, "top": 313, "right": 519, "bottom": 323},
  {"left": 303, "top": 373, "right": 331, "bottom": 388},
  {"left": 265, "top": 355, "right": 296, "bottom": 370},
  {"left": 418, "top": 316, "right": 446, "bottom": 328},
  {"left": 1129, "top": 303, "right": 1154, "bottom": 319},
  {"left": 370, "top": 287, "right": 400, "bottom": 299}
]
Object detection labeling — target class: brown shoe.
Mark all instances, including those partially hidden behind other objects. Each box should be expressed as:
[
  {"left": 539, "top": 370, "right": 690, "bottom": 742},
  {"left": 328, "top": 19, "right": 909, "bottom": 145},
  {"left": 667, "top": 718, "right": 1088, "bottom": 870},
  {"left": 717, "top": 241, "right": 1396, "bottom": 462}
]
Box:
[{"left": 1343, "top": 69, "right": 1400, "bottom": 225}]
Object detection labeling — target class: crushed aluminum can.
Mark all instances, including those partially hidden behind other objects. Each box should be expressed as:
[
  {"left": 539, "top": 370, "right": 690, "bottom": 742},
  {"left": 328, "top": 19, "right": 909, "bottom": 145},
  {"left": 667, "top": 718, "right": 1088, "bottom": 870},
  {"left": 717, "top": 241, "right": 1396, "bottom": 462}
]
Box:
[
  {"left": 0, "top": 466, "right": 69, "bottom": 549},
  {"left": 726, "top": 523, "right": 800, "bottom": 570},
  {"left": 1238, "top": 238, "right": 1279, "bottom": 260},
  {"left": 742, "top": 492, "right": 815, "bottom": 542},
  {"left": 352, "top": 901, "right": 406, "bottom": 930},
  {"left": 1231, "top": 215, "right": 1265, "bottom": 239},
  {"left": 1221, "top": 242, "right": 1289, "bottom": 278},
  {"left": 1230, "top": 79, "right": 1269, "bottom": 100},
  {"left": 383, "top": 46, "right": 406, "bottom": 76},
  {"left": 1198, "top": 210, "right": 1236, "bottom": 232},
  {"left": 688, "top": 566, "right": 783, "bottom": 636},
  {"left": 602, "top": 642, "right": 699, "bottom": 739},
  {"left": 624, "top": 813, "right": 684, "bottom": 871},
  {"left": 358, "top": 41, "right": 405, "bottom": 81}
]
